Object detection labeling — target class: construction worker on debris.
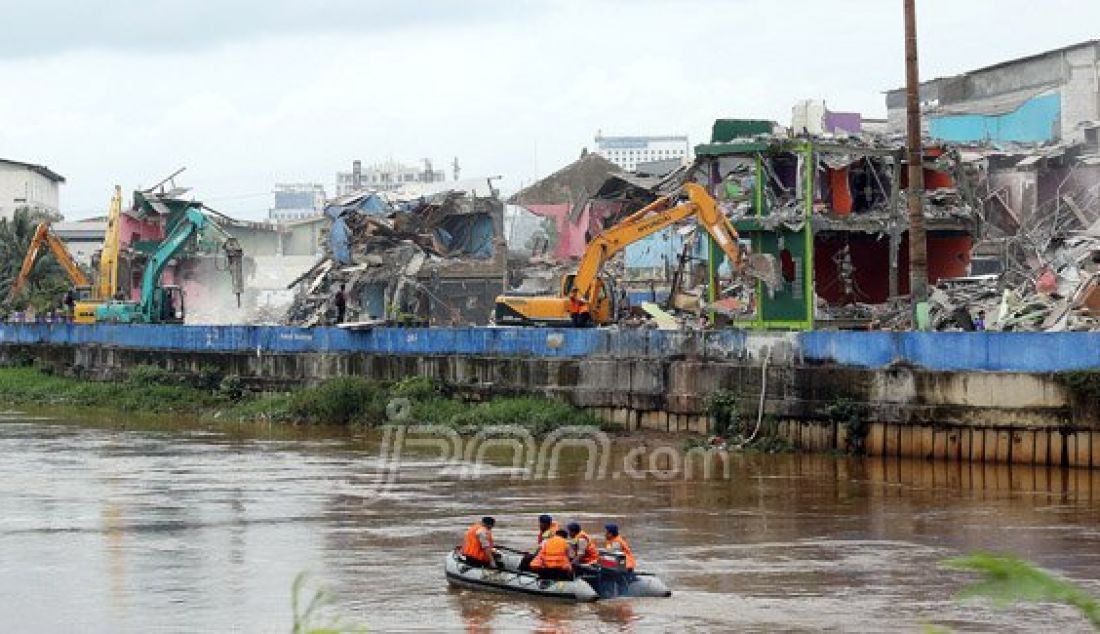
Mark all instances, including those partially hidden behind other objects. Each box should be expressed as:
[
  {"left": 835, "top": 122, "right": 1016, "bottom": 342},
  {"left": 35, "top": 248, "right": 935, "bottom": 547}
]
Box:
[
  {"left": 603, "top": 523, "right": 636, "bottom": 572},
  {"left": 567, "top": 288, "right": 589, "bottom": 328},
  {"left": 334, "top": 284, "right": 347, "bottom": 324},
  {"left": 531, "top": 528, "right": 574, "bottom": 580},
  {"left": 566, "top": 522, "right": 599, "bottom": 567},
  {"left": 461, "top": 516, "right": 499, "bottom": 568}
]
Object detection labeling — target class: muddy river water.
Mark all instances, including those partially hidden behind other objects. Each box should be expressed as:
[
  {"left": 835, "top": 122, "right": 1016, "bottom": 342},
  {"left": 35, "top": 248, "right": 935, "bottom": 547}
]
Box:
[{"left": 1, "top": 412, "right": 1099, "bottom": 632}]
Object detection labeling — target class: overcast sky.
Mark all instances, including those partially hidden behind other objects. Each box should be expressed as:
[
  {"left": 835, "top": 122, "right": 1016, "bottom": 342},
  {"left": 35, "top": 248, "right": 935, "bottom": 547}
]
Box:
[{"left": 1, "top": 0, "right": 1097, "bottom": 220}]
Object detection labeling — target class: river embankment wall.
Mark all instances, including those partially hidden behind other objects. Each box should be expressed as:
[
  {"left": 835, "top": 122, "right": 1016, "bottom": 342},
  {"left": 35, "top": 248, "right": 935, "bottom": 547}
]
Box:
[{"left": 1, "top": 324, "right": 1097, "bottom": 468}]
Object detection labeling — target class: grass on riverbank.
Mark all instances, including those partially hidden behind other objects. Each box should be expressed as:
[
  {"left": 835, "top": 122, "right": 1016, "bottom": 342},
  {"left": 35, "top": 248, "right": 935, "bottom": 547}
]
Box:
[{"left": 0, "top": 368, "right": 601, "bottom": 433}]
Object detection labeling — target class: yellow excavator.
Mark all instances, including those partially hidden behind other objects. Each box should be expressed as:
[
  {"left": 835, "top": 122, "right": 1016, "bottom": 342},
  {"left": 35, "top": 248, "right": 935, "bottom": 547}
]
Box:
[
  {"left": 7, "top": 222, "right": 92, "bottom": 304},
  {"left": 74, "top": 186, "right": 124, "bottom": 323},
  {"left": 7, "top": 186, "right": 124, "bottom": 323},
  {"left": 495, "top": 182, "right": 774, "bottom": 326}
]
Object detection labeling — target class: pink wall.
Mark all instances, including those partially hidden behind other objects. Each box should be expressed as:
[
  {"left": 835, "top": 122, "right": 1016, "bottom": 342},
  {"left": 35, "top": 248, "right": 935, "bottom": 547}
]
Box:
[
  {"left": 523, "top": 201, "right": 627, "bottom": 260},
  {"left": 523, "top": 204, "right": 587, "bottom": 260},
  {"left": 119, "top": 213, "right": 173, "bottom": 300}
]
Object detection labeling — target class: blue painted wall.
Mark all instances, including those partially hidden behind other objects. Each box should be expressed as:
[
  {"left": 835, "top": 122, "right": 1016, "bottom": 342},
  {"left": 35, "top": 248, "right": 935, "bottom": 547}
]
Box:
[
  {"left": 929, "top": 92, "right": 1061, "bottom": 144},
  {"left": 1, "top": 324, "right": 1098, "bottom": 373},
  {"left": 624, "top": 227, "right": 735, "bottom": 276}
]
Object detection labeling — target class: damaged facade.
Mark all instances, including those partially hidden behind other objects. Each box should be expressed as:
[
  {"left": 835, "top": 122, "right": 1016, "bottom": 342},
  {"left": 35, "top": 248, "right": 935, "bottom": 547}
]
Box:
[{"left": 284, "top": 185, "right": 506, "bottom": 327}]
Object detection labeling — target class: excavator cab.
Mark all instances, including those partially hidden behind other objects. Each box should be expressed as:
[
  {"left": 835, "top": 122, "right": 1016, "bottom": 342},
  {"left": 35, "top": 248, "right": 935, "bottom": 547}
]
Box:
[
  {"left": 560, "top": 274, "right": 614, "bottom": 325},
  {"left": 152, "top": 286, "right": 186, "bottom": 324}
]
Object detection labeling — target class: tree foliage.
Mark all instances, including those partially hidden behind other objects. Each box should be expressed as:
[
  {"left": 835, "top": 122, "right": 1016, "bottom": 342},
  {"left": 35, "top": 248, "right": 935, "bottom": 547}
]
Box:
[{"left": 0, "top": 207, "right": 68, "bottom": 311}]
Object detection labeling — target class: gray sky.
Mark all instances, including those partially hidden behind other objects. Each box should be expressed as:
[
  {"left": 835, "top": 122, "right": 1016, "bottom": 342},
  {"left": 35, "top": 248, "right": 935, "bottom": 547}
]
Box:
[{"left": 1, "top": 0, "right": 1097, "bottom": 220}]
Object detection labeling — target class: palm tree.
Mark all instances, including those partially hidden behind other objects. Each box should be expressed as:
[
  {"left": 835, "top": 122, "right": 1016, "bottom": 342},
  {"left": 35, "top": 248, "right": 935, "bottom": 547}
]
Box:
[{"left": 0, "top": 208, "right": 68, "bottom": 311}]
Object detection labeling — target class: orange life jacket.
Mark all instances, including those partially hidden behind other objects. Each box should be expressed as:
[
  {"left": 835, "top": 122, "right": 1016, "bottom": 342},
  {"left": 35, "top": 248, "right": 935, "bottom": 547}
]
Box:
[
  {"left": 538, "top": 521, "right": 560, "bottom": 545},
  {"left": 571, "top": 531, "right": 599, "bottom": 565},
  {"left": 532, "top": 535, "right": 572, "bottom": 572},
  {"left": 568, "top": 296, "right": 583, "bottom": 314},
  {"left": 461, "top": 523, "right": 493, "bottom": 563},
  {"left": 604, "top": 534, "right": 636, "bottom": 570}
]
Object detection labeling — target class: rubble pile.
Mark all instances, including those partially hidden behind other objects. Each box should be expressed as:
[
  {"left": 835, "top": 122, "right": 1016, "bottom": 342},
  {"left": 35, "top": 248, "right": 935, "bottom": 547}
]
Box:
[
  {"left": 928, "top": 221, "right": 1100, "bottom": 332},
  {"left": 284, "top": 189, "right": 503, "bottom": 327}
]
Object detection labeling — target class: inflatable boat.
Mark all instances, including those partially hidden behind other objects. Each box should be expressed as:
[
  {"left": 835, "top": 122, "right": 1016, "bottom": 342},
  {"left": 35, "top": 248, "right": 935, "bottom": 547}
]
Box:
[
  {"left": 445, "top": 549, "right": 599, "bottom": 602},
  {"left": 444, "top": 547, "right": 671, "bottom": 601}
]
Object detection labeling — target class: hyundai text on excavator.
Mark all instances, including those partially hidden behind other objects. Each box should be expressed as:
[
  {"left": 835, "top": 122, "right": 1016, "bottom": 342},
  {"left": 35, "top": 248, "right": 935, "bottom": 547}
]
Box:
[{"left": 494, "top": 183, "right": 777, "bottom": 327}]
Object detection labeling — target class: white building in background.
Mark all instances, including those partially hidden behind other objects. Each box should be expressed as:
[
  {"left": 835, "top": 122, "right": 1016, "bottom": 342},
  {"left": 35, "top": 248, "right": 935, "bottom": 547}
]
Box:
[
  {"left": 52, "top": 221, "right": 107, "bottom": 266},
  {"left": 335, "top": 159, "right": 446, "bottom": 196},
  {"left": 593, "top": 134, "right": 690, "bottom": 172},
  {"left": 269, "top": 183, "right": 326, "bottom": 222},
  {"left": 0, "top": 158, "right": 65, "bottom": 220}
]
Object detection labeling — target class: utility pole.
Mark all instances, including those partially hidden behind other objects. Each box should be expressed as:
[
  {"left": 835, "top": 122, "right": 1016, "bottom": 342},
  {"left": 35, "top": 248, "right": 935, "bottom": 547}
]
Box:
[{"left": 904, "top": 0, "right": 929, "bottom": 327}]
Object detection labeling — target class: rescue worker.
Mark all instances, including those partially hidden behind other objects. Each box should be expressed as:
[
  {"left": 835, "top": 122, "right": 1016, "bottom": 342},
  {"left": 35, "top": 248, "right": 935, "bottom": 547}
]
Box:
[
  {"left": 520, "top": 514, "right": 560, "bottom": 571},
  {"left": 537, "top": 514, "right": 560, "bottom": 545},
  {"left": 603, "top": 523, "right": 636, "bottom": 572},
  {"left": 461, "top": 516, "right": 499, "bottom": 568},
  {"left": 567, "top": 289, "right": 589, "bottom": 328},
  {"left": 566, "top": 522, "right": 599, "bottom": 567},
  {"left": 531, "top": 528, "right": 573, "bottom": 580}
]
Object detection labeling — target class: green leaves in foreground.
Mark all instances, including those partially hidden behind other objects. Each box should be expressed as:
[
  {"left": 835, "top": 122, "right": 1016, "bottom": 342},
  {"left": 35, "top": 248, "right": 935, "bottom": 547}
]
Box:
[
  {"left": 291, "top": 572, "right": 364, "bottom": 634},
  {"left": 946, "top": 552, "right": 1100, "bottom": 629}
]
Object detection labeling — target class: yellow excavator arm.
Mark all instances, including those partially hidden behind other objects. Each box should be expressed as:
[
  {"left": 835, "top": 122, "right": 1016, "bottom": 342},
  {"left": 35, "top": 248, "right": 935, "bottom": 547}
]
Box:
[
  {"left": 495, "top": 183, "right": 759, "bottom": 326},
  {"left": 7, "top": 223, "right": 90, "bottom": 302},
  {"left": 96, "top": 186, "right": 122, "bottom": 301},
  {"left": 570, "top": 183, "right": 744, "bottom": 303}
]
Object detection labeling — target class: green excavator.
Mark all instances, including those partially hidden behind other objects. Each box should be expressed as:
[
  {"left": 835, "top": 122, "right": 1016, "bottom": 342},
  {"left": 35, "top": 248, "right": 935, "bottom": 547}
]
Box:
[{"left": 95, "top": 206, "right": 243, "bottom": 324}]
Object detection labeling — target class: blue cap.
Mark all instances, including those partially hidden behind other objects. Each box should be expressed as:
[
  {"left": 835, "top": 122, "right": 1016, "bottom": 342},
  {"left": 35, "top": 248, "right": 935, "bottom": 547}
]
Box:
[
  {"left": 538, "top": 514, "right": 553, "bottom": 524},
  {"left": 566, "top": 522, "right": 581, "bottom": 533},
  {"left": 605, "top": 523, "right": 619, "bottom": 536}
]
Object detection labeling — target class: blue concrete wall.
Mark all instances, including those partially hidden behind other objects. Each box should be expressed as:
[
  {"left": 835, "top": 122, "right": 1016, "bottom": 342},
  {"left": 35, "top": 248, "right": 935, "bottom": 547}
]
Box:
[
  {"left": 929, "top": 92, "right": 1061, "bottom": 144},
  {"left": 1, "top": 324, "right": 1097, "bottom": 373}
]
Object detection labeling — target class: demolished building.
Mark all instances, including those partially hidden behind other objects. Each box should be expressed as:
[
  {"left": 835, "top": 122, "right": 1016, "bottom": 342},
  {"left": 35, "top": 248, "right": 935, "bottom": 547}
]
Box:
[{"left": 284, "top": 185, "right": 506, "bottom": 327}]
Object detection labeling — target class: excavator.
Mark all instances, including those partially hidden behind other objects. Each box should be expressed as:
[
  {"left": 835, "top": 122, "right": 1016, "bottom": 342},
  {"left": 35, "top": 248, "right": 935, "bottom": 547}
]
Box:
[
  {"left": 95, "top": 206, "right": 243, "bottom": 324},
  {"left": 7, "top": 186, "right": 126, "bottom": 324},
  {"left": 7, "top": 222, "right": 93, "bottom": 310},
  {"left": 494, "top": 182, "right": 775, "bottom": 326}
]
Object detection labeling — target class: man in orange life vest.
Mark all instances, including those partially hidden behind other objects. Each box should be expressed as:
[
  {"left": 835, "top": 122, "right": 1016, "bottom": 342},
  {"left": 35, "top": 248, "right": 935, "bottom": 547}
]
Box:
[
  {"left": 520, "top": 514, "right": 559, "bottom": 572},
  {"left": 531, "top": 528, "right": 574, "bottom": 581},
  {"left": 537, "top": 514, "right": 559, "bottom": 545},
  {"left": 567, "top": 289, "right": 590, "bottom": 328},
  {"left": 567, "top": 522, "right": 599, "bottom": 567},
  {"left": 603, "top": 523, "right": 636, "bottom": 572},
  {"left": 460, "top": 516, "right": 499, "bottom": 569}
]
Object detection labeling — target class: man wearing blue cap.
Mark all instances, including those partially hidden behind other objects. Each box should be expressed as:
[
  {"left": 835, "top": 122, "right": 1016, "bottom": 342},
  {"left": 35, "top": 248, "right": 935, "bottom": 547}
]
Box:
[
  {"left": 537, "top": 514, "right": 560, "bottom": 546},
  {"left": 603, "top": 523, "right": 636, "bottom": 572},
  {"left": 520, "top": 514, "right": 560, "bottom": 572}
]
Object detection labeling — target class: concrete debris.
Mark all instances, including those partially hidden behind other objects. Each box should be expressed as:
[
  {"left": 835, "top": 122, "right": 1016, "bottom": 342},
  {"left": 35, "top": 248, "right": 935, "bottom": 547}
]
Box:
[
  {"left": 284, "top": 188, "right": 506, "bottom": 327},
  {"left": 925, "top": 232, "right": 1100, "bottom": 332}
]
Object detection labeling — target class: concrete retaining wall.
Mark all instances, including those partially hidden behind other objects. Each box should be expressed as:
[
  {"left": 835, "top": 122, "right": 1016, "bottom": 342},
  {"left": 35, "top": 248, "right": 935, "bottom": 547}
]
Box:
[
  {"left": 1, "top": 324, "right": 1098, "bottom": 371},
  {"left": 1, "top": 324, "right": 1097, "bottom": 468}
]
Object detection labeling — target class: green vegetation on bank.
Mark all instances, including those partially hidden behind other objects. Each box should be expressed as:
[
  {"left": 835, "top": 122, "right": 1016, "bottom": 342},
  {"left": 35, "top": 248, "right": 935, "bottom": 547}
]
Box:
[{"left": 0, "top": 367, "right": 601, "bottom": 433}]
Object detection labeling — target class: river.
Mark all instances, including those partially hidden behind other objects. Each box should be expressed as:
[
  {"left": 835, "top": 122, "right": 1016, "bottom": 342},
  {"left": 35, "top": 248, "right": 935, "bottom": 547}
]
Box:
[{"left": 1, "top": 412, "right": 1099, "bottom": 632}]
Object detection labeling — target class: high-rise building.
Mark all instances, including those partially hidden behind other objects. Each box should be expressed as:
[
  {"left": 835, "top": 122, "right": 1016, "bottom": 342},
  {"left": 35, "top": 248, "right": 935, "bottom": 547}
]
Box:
[
  {"left": 335, "top": 159, "right": 447, "bottom": 196},
  {"left": 269, "top": 183, "right": 326, "bottom": 222},
  {"left": 593, "top": 134, "right": 691, "bottom": 172}
]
